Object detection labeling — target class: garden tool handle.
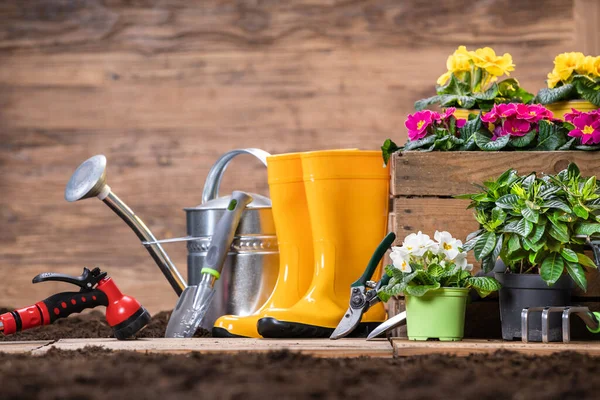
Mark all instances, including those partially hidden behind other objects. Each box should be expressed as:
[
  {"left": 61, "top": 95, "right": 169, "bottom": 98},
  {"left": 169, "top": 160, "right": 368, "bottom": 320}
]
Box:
[
  {"left": 378, "top": 273, "right": 391, "bottom": 288},
  {"left": 201, "top": 148, "right": 270, "bottom": 204},
  {"left": 203, "top": 191, "right": 253, "bottom": 278},
  {"left": 0, "top": 290, "right": 108, "bottom": 335},
  {"left": 351, "top": 232, "right": 396, "bottom": 288}
]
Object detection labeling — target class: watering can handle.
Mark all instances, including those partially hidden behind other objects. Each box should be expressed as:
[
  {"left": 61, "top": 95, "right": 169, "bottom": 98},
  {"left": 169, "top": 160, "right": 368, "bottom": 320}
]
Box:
[{"left": 201, "top": 148, "right": 270, "bottom": 204}]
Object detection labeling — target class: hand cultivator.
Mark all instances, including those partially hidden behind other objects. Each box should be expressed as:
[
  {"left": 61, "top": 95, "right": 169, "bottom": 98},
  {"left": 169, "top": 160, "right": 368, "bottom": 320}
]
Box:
[
  {"left": 0, "top": 267, "right": 150, "bottom": 340},
  {"left": 521, "top": 306, "right": 600, "bottom": 343}
]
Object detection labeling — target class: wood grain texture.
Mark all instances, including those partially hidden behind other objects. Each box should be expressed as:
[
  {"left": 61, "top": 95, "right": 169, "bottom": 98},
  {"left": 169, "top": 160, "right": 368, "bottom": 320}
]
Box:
[
  {"left": 32, "top": 338, "right": 394, "bottom": 357},
  {"left": 392, "top": 151, "right": 600, "bottom": 197},
  {"left": 0, "top": 0, "right": 586, "bottom": 313},
  {"left": 392, "top": 338, "right": 600, "bottom": 357},
  {"left": 574, "top": 0, "right": 600, "bottom": 55}
]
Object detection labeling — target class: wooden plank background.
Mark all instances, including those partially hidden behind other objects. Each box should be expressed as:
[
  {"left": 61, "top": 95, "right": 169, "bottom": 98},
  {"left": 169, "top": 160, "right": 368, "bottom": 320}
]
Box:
[{"left": 0, "top": 0, "right": 595, "bottom": 313}]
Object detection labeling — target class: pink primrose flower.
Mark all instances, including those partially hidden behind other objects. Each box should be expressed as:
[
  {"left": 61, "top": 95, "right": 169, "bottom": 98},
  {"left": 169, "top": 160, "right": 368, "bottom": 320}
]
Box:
[
  {"left": 515, "top": 104, "right": 553, "bottom": 123},
  {"left": 503, "top": 117, "right": 531, "bottom": 137},
  {"left": 495, "top": 103, "right": 518, "bottom": 118},
  {"left": 564, "top": 108, "right": 582, "bottom": 123},
  {"left": 456, "top": 118, "right": 467, "bottom": 128},
  {"left": 405, "top": 110, "right": 435, "bottom": 141},
  {"left": 569, "top": 113, "right": 600, "bottom": 145}
]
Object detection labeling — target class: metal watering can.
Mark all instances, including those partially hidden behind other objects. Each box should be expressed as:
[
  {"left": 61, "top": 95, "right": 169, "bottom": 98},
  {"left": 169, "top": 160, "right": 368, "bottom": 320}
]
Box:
[{"left": 65, "top": 149, "right": 279, "bottom": 331}]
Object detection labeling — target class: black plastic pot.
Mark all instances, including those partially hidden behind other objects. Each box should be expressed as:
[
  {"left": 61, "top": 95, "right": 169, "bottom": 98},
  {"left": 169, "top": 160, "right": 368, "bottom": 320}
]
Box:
[{"left": 494, "top": 272, "right": 573, "bottom": 342}]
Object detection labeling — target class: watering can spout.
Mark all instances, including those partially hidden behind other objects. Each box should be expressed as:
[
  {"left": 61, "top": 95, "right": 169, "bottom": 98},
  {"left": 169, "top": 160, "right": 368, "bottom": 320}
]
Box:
[{"left": 65, "top": 155, "right": 188, "bottom": 296}]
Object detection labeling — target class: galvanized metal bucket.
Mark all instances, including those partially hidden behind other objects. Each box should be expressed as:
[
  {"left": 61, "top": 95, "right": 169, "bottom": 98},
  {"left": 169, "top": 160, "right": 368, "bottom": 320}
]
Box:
[{"left": 186, "top": 149, "right": 279, "bottom": 329}]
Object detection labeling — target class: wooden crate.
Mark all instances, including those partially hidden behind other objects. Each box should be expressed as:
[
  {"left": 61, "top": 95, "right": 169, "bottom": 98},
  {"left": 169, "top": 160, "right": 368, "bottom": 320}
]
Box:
[
  {"left": 390, "top": 151, "right": 600, "bottom": 244},
  {"left": 390, "top": 151, "right": 600, "bottom": 273},
  {"left": 388, "top": 151, "right": 600, "bottom": 337}
]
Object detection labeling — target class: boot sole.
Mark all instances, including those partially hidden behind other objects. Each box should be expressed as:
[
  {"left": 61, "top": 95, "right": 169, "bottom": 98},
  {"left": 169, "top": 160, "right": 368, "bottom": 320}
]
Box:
[{"left": 257, "top": 317, "right": 382, "bottom": 339}]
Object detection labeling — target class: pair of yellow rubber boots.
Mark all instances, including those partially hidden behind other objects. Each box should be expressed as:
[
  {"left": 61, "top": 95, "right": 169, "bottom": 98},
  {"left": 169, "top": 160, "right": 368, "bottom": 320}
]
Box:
[{"left": 212, "top": 150, "right": 389, "bottom": 338}]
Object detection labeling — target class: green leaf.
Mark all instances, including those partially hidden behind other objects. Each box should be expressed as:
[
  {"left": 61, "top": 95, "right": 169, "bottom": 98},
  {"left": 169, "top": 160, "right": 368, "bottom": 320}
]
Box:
[
  {"left": 496, "top": 194, "right": 521, "bottom": 210},
  {"left": 521, "top": 207, "right": 539, "bottom": 224},
  {"left": 574, "top": 76, "right": 600, "bottom": 106},
  {"left": 414, "top": 95, "right": 441, "bottom": 111},
  {"left": 474, "top": 232, "right": 497, "bottom": 260},
  {"left": 508, "top": 233, "right": 521, "bottom": 253},
  {"left": 573, "top": 204, "right": 589, "bottom": 220},
  {"left": 410, "top": 270, "right": 438, "bottom": 285},
  {"left": 561, "top": 248, "right": 579, "bottom": 263},
  {"left": 473, "top": 83, "right": 499, "bottom": 100},
  {"left": 427, "top": 264, "right": 445, "bottom": 278},
  {"left": 549, "top": 222, "right": 570, "bottom": 243},
  {"left": 466, "top": 277, "right": 502, "bottom": 298},
  {"left": 566, "top": 261, "right": 587, "bottom": 292},
  {"left": 536, "top": 84, "right": 576, "bottom": 104},
  {"left": 504, "top": 218, "right": 534, "bottom": 237},
  {"left": 475, "top": 132, "right": 510, "bottom": 151},
  {"left": 381, "top": 139, "right": 400, "bottom": 166},
  {"left": 540, "top": 253, "right": 565, "bottom": 285},
  {"left": 542, "top": 199, "right": 572, "bottom": 214},
  {"left": 523, "top": 237, "right": 545, "bottom": 252},
  {"left": 491, "top": 207, "right": 507, "bottom": 224},
  {"left": 438, "top": 74, "right": 471, "bottom": 96},
  {"left": 404, "top": 282, "right": 441, "bottom": 297},
  {"left": 568, "top": 162, "right": 581, "bottom": 178},
  {"left": 456, "top": 96, "right": 477, "bottom": 108},
  {"left": 403, "top": 135, "right": 437, "bottom": 151},
  {"left": 574, "top": 223, "right": 600, "bottom": 237},
  {"left": 577, "top": 253, "right": 598, "bottom": 268},
  {"left": 482, "top": 235, "right": 503, "bottom": 273},
  {"left": 558, "top": 137, "right": 577, "bottom": 150},
  {"left": 509, "top": 130, "right": 536, "bottom": 148},
  {"left": 583, "top": 176, "right": 597, "bottom": 198},
  {"left": 498, "top": 78, "right": 535, "bottom": 104},
  {"left": 530, "top": 223, "right": 547, "bottom": 244},
  {"left": 534, "top": 120, "right": 567, "bottom": 151}
]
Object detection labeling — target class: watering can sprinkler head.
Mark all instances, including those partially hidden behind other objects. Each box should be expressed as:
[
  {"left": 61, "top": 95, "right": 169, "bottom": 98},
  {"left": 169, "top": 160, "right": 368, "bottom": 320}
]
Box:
[
  {"left": 64, "top": 154, "right": 188, "bottom": 296},
  {"left": 65, "top": 155, "right": 110, "bottom": 202}
]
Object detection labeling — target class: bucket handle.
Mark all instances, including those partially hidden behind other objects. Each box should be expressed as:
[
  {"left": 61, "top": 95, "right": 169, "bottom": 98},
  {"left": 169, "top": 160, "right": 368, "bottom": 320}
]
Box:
[{"left": 201, "top": 148, "right": 270, "bottom": 204}]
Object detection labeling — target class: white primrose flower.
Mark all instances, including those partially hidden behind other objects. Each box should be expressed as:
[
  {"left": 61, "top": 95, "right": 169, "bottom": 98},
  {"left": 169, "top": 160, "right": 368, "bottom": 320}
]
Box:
[
  {"left": 390, "top": 247, "right": 412, "bottom": 273},
  {"left": 454, "top": 252, "right": 473, "bottom": 271},
  {"left": 402, "top": 231, "right": 438, "bottom": 257},
  {"left": 434, "top": 230, "right": 462, "bottom": 261}
]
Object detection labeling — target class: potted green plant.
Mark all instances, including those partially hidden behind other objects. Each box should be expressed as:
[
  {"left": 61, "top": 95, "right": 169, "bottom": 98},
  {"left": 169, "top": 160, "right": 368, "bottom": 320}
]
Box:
[
  {"left": 459, "top": 163, "right": 600, "bottom": 341},
  {"left": 415, "top": 45, "right": 533, "bottom": 119},
  {"left": 537, "top": 52, "right": 600, "bottom": 120},
  {"left": 378, "top": 231, "right": 500, "bottom": 341},
  {"left": 380, "top": 103, "right": 600, "bottom": 164}
]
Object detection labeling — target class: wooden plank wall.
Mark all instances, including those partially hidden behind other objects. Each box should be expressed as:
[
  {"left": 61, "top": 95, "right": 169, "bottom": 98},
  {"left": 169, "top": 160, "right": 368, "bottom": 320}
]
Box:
[{"left": 0, "top": 0, "right": 590, "bottom": 313}]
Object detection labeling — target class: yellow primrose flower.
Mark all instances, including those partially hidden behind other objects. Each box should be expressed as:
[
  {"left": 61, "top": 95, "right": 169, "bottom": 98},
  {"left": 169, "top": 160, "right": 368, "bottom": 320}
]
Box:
[
  {"left": 554, "top": 52, "right": 584, "bottom": 80},
  {"left": 576, "top": 55, "right": 596, "bottom": 75},
  {"left": 592, "top": 56, "right": 600, "bottom": 77},
  {"left": 446, "top": 45, "right": 471, "bottom": 73},
  {"left": 547, "top": 68, "right": 561, "bottom": 88},
  {"left": 468, "top": 47, "right": 515, "bottom": 77},
  {"left": 437, "top": 71, "right": 452, "bottom": 86}
]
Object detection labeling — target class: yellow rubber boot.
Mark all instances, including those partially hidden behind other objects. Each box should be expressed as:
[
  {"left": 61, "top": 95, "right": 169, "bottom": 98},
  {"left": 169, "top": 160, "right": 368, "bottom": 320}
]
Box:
[
  {"left": 212, "top": 153, "right": 314, "bottom": 338},
  {"left": 257, "top": 150, "right": 389, "bottom": 338}
]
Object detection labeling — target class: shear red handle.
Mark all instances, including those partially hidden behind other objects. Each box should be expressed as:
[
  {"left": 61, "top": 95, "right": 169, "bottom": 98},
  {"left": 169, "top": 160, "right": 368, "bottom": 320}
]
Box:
[{"left": 0, "top": 289, "right": 108, "bottom": 335}]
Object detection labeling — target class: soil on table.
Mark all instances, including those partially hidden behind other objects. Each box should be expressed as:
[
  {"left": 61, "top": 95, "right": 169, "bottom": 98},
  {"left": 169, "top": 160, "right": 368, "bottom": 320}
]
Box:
[
  {"left": 0, "top": 308, "right": 211, "bottom": 341},
  {"left": 0, "top": 348, "right": 599, "bottom": 400}
]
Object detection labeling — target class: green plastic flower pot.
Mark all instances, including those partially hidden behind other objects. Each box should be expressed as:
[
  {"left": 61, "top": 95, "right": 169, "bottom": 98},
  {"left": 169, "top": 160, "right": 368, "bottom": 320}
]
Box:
[{"left": 405, "top": 287, "right": 469, "bottom": 341}]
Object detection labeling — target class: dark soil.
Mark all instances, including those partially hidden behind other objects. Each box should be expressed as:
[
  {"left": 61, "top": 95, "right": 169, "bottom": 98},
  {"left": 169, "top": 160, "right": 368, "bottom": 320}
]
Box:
[
  {"left": 0, "top": 348, "right": 599, "bottom": 400},
  {"left": 0, "top": 308, "right": 211, "bottom": 341}
]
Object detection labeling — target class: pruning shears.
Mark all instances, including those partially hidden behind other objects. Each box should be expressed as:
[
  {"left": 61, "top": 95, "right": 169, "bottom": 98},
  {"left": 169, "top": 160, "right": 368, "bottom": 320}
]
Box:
[{"left": 330, "top": 232, "right": 396, "bottom": 340}]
